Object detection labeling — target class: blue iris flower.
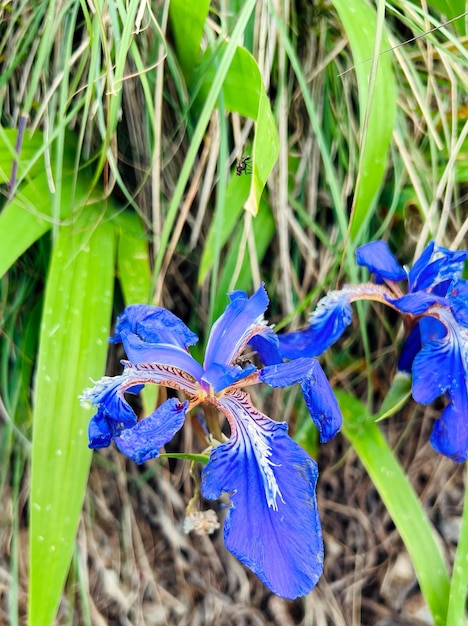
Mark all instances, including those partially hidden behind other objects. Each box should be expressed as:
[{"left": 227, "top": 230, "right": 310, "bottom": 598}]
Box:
[
  {"left": 81, "top": 284, "right": 342, "bottom": 599},
  {"left": 278, "top": 241, "right": 468, "bottom": 463}
]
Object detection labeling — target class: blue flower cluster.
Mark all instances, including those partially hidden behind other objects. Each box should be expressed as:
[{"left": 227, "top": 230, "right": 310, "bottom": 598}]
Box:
[
  {"left": 280, "top": 240, "right": 468, "bottom": 463},
  {"left": 82, "top": 284, "right": 342, "bottom": 599}
]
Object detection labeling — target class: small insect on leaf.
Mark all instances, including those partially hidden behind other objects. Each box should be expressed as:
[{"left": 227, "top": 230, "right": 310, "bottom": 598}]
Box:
[{"left": 236, "top": 155, "right": 252, "bottom": 176}]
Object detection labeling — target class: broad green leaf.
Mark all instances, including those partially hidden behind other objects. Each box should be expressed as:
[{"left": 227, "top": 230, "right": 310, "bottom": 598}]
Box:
[
  {"left": 337, "top": 390, "right": 450, "bottom": 626},
  {"left": 116, "top": 211, "right": 152, "bottom": 305},
  {"left": 169, "top": 0, "right": 210, "bottom": 84},
  {"left": 331, "top": 0, "right": 396, "bottom": 239},
  {"left": 0, "top": 180, "right": 51, "bottom": 278},
  {"left": 192, "top": 43, "right": 279, "bottom": 215},
  {"left": 29, "top": 210, "right": 116, "bottom": 626},
  {"left": 425, "top": 0, "right": 466, "bottom": 35}
]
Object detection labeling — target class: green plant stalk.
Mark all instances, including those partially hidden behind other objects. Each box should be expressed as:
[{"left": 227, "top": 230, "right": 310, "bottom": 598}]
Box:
[
  {"left": 446, "top": 461, "right": 468, "bottom": 625},
  {"left": 338, "top": 391, "right": 450, "bottom": 625}
]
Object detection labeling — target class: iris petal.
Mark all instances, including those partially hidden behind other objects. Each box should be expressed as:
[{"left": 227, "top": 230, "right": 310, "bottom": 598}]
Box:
[
  {"left": 204, "top": 284, "right": 270, "bottom": 368},
  {"left": 82, "top": 374, "right": 139, "bottom": 448},
  {"left": 201, "top": 390, "right": 323, "bottom": 599},
  {"left": 386, "top": 292, "right": 449, "bottom": 315},
  {"left": 278, "top": 290, "right": 353, "bottom": 359},
  {"left": 430, "top": 400, "right": 468, "bottom": 463},
  {"left": 356, "top": 241, "right": 407, "bottom": 282},
  {"left": 202, "top": 362, "right": 256, "bottom": 392},
  {"left": 116, "top": 341, "right": 205, "bottom": 383},
  {"left": 115, "top": 398, "right": 189, "bottom": 464},
  {"left": 411, "top": 313, "right": 465, "bottom": 404},
  {"left": 301, "top": 360, "right": 342, "bottom": 442},
  {"left": 111, "top": 304, "right": 198, "bottom": 353},
  {"left": 259, "top": 358, "right": 320, "bottom": 387},
  {"left": 409, "top": 242, "right": 468, "bottom": 292}
]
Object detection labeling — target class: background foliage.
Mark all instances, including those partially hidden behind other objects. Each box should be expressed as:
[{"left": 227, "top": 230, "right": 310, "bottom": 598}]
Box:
[{"left": 0, "top": 0, "right": 467, "bottom": 624}]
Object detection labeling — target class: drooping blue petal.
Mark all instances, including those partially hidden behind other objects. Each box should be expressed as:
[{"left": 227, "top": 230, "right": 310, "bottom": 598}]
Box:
[
  {"left": 88, "top": 405, "right": 121, "bottom": 448},
  {"left": 430, "top": 398, "right": 468, "bottom": 463},
  {"left": 278, "top": 290, "right": 353, "bottom": 359},
  {"left": 81, "top": 374, "right": 140, "bottom": 448},
  {"left": 202, "top": 362, "right": 256, "bottom": 393},
  {"left": 201, "top": 390, "right": 323, "bottom": 599},
  {"left": 300, "top": 360, "right": 342, "bottom": 442},
  {"left": 411, "top": 312, "right": 465, "bottom": 404},
  {"left": 356, "top": 241, "right": 407, "bottom": 282},
  {"left": 204, "top": 284, "right": 271, "bottom": 368},
  {"left": 386, "top": 292, "right": 449, "bottom": 316},
  {"left": 115, "top": 398, "right": 189, "bottom": 464}
]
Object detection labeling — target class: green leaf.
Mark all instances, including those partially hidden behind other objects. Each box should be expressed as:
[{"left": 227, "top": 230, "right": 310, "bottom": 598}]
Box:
[
  {"left": 331, "top": 0, "right": 396, "bottom": 239},
  {"left": 337, "top": 390, "right": 450, "bottom": 626},
  {"left": 28, "top": 211, "right": 116, "bottom": 626},
  {"left": 212, "top": 197, "right": 275, "bottom": 319},
  {"left": 192, "top": 43, "right": 279, "bottom": 215},
  {"left": 446, "top": 463, "right": 468, "bottom": 625},
  {"left": 198, "top": 170, "right": 250, "bottom": 284},
  {"left": 116, "top": 211, "right": 152, "bottom": 305},
  {"left": 374, "top": 372, "right": 412, "bottom": 422},
  {"left": 169, "top": 0, "right": 211, "bottom": 84}
]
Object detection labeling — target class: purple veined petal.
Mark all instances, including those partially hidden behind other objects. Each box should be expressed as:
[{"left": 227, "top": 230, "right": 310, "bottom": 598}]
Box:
[
  {"left": 356, "top": 241, "right": 407, "bottom": 282},
  {"left": 204, "top": 284, "right": 271, "bottom": 368},
  {"left": 430, "top": 397, "right": 468, "bottom": 463},
  {"left": 259, "top": 357, "right": 320, "bottom": 387},
  {"left": 201, "top": 390, "right": 323, "bottom": 599},
  {"left": 301, "top": 360, "right": 342, "bottom": 442},
  {"left": 409, "top": 242, "right": 468, "bottom": 292},
  {"left": 278, "top": 289, "right": 353, "bottom": 359},
  {"left": 411, "top": 310, "right": 467, "bottom": 405},
  {"left": 202, "top": 361, "right": 256, "bottom": 393},
  {"left": 111, "top": 304, "right": 199, "bottom": 356},
  {"left": 116, "top": 339, "right": 205, "bottom": 384},
  {"left": 119, "top": 360, "right": 203, "bottom": 396},
  {"left": 386, "top": 292, "right": 449, "bottom": 316},
  {"left": 115, "top": 398, "right": 189, "bottom": 464}
]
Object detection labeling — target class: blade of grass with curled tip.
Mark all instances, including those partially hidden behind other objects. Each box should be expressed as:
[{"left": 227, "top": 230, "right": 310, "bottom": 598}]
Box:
[
  {"left": 336, "top": 390, "right": 450, "bottom": 626},
  {"left": 29, "top": 209, "right": 116, "bottom": 626},
  {"left": 331, "top": 0, "right": 396, "bottom": 240}
]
